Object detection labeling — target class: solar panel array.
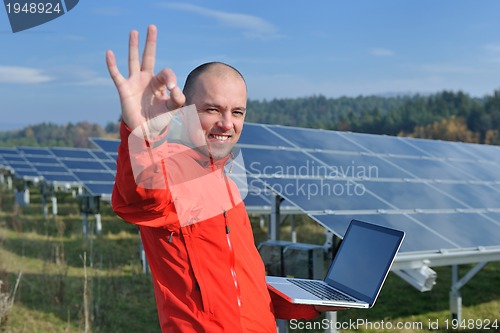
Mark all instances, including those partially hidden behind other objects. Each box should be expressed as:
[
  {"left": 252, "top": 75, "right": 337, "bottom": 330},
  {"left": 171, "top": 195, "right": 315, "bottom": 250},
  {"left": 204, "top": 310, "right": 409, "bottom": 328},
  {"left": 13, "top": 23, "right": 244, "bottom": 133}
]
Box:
[
  {"left": 237, "top": 123, "right": 500, "bottom": 255},
  {"left": 1, "top": 123, "right": 500, "bottom": 256},
  {"left": 0, "top": 145, "right": 116, "bottom": 199}
]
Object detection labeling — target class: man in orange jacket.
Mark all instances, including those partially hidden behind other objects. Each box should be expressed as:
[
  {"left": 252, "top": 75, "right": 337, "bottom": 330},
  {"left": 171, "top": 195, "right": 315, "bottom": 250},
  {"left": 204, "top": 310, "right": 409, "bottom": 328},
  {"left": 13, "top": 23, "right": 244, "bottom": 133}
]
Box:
[{"left": 106, "top": 24, "right": 339, "bottom": 332}]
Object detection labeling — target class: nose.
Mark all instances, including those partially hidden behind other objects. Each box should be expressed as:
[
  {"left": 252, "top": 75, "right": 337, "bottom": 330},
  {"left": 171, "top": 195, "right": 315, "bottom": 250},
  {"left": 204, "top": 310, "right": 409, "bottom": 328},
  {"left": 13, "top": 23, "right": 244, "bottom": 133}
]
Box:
[{"left": 217, "top": 112, "right": 234, "bottom": 131}]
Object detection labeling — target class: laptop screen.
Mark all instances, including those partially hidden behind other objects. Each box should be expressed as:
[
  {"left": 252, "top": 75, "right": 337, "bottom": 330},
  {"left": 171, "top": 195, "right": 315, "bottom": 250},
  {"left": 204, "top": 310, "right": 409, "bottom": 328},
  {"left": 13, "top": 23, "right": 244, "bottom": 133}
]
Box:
[{"left": 324, "top": 220, "right": 404, "bottom": 304}]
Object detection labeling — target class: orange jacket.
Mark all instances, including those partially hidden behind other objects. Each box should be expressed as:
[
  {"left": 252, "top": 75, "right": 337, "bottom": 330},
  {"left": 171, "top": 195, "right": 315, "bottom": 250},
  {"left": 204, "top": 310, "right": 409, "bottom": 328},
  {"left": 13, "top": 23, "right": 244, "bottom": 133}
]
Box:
[{"left": 112, "top": 122, "right": 318, "bottom": 332}]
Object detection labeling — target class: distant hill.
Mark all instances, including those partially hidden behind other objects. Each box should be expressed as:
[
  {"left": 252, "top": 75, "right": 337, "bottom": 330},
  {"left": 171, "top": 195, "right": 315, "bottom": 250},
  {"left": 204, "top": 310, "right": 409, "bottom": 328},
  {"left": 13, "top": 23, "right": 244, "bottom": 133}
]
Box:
[
  {"left": 246, "top": 90, "right": 499, "bottom": 145},
  {"left": 0, "top": 121, "right": 119, "bottom": 148},
  {"left": 1, "top": 90, "right": 500, "bottom": 147}
]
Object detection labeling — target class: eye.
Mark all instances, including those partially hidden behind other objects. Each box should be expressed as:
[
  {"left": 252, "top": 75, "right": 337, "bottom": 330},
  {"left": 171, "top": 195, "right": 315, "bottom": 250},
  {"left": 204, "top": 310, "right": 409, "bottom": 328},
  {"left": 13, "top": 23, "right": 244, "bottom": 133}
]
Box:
[
  {"left": 233, "top": 110, "right": 245, "bottom": 117},
  {"left": 206, "top": 108, "right": 219, "bottom": 114}
]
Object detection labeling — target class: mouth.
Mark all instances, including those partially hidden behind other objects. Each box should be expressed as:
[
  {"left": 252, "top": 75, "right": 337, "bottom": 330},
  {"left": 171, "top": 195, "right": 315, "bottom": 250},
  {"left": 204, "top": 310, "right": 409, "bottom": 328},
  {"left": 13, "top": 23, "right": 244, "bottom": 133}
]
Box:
[{"left": 208, "top": 134, "right": 231, "bottom": 142}]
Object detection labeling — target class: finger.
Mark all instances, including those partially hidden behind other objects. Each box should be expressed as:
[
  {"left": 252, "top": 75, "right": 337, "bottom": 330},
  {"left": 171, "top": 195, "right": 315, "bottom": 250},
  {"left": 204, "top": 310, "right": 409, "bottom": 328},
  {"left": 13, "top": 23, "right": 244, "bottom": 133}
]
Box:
[
  {"left": 128, "top": 30, "right": 140, "bottom": 76},
  {"left": 141, "top": 24, "right": 157, "bottom": 73},
  {"left": 106, "top": 50, "right": 126, "bottom": 86},
  {"left": 168, "top": 86, "right": 186, "bottom": 110},
  {"left": 151, "top": 68, "right": 177, "bottom": 94},
  {"left": 152, "top": 68, "right": 185, "bottom": 110}
]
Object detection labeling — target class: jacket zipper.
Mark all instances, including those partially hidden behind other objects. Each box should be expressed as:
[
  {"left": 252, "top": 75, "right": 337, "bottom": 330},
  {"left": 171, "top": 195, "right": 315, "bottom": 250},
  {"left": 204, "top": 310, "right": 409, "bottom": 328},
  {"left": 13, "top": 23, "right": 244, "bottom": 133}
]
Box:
[
  {"left": 224, "top": 209, "right": 242, "bottom": 307},
  {"left": 168, "top": 231, "right": 176, "bottom": 243}
]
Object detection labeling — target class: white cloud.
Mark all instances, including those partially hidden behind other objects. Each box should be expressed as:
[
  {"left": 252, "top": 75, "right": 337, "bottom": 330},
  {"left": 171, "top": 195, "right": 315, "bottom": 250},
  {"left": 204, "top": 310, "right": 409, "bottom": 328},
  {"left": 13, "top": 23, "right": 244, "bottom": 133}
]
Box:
[
  {"left": 159, "top": 3, "right": 282, "bottom": 40},
  {"left": 0, "top": 65, "right": 111, "bottom": 86},
  {"left": 370, "top": 48, "right": 395, "bottom": 57},
  {"left": 0, "top": 66, "right": 53, "bottom": 84},
  {"left": 50, "top": 66, "right": 112, "bottom": 86}
]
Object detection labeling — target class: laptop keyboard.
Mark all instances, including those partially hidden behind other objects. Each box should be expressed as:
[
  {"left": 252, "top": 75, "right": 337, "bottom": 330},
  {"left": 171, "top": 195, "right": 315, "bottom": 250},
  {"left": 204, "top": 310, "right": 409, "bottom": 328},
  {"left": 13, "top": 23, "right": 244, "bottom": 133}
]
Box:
[{"left": 288, "top": 279, "right": 357, "bottom": 302}]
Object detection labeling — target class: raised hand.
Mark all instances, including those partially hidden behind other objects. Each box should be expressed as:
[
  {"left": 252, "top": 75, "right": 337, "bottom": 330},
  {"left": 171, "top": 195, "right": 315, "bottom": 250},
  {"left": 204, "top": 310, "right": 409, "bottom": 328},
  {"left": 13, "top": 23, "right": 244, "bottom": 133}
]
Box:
[{"left": 106, "top": 25, "right": 185, "bottom": 130}]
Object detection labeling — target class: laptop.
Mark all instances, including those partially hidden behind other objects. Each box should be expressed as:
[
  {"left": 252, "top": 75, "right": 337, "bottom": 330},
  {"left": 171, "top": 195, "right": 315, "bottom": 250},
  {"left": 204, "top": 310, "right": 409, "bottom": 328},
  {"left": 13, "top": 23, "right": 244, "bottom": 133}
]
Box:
[{"left": 266, "top": 219, "right": 405, "bottom": 308}]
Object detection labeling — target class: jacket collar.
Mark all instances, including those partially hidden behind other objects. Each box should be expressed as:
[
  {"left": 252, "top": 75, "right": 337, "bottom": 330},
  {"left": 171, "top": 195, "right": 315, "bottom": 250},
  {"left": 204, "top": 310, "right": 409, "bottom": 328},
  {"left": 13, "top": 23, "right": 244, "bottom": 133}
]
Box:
[{"left": 169, "top": 142, "right": 231, "bottom": 171}]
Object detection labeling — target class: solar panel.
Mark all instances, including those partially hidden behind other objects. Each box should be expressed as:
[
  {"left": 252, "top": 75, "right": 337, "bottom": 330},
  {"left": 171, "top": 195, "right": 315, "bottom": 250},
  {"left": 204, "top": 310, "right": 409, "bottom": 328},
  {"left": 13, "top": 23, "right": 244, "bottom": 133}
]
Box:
[
  {"left": 50, "top": 147, "right": 95, "bottom": 159},
  {"left": 47, "top": 147, "right": 116, "bottom": 198},
  {"left": 459, "top": 141, "right": 500, "bottom": 162},
  {"left": 0, "top": 147, "right": 18, "bottom": 155},
  {"left": 15, "top": 146, "right": 81, "bottom": 186},
  {"left": 311, "top": 151, "right": 412, "bottom": 179},
  {"left": 239, "top": 147, "right": 317, "bottom": 176},
  {"left": 310, "top": 214, "right": 459, "bottom": 253},
  {"left": 380, "top": 155, "right": 471, "bottom": 181},
  {"left": 92, "top": 151, "right": 112, "bottom": 161},
  {"left": 42, "top": 173, "right": 79, "bottom": 183},
  {"left": 3, "top": 156, "right": 26, "bottom": 163},
  {"left": 5, "top": 122, "right": 500, "bottom": 259},
  {"left": 402, "top": 137, "right": 480, "bottom": 160},
  {"left": 90, "top": 137, "right": 120, "bottom": 154},
  {"left": 269, "top": 125, "right": 361, "bottom": 152},
  {"left": 234, "top": 123, "right": 500, "bottom": 262},
  {"left": 360, "top": 180, "right": 468, "bottom": 210},
  {"left": 17, "top": 147, "right": 51, "bottom": 156},
  {"left": 60, "top": 160, "right": 107, "bottom": 171},
  {"left": 0, "top": 148, "right": 40, "bottom": 180},
  {"left": 0, "top": 145, "right": 118, "bottom": 197},
  {"left": 14, "top": 169, "right": 40, "bottom": 178},
  {"left": 238, "top": 123, "right": 293, "bottom": 147},
  {"left": 34, "top": 165, "right": 69, "bottom": 173},
  {"left": 340, "top": 131, "right": 425, "bottom": 156},
  {"left": 103, "top": 162, "right": 116, "bottom": 171},
  {"left": 84, "top": 182, "right": 114, "bottom": 197},
  {"left": 72, "top": 171, "right": 115, "bottom": 182},
  {"left": 431, "top": 183, "right": 500, "bottom": 208},
  {"left": 261, "top": 178, "right": 391, "bottom": 212}
]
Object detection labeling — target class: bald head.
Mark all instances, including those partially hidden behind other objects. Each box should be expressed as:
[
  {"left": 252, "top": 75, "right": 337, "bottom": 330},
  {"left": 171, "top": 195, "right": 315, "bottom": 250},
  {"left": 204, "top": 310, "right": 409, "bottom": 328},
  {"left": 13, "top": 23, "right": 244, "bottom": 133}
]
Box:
[{"left": 183, "top": 62, "right": 246, "bottom": 104}]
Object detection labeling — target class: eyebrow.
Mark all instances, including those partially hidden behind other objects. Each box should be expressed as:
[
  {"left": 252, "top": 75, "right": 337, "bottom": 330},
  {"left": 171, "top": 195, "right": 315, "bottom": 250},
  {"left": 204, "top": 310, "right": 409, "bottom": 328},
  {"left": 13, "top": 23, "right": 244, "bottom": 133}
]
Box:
[{"left": 202, "top": 103, "right": 246, "bottom": 112}]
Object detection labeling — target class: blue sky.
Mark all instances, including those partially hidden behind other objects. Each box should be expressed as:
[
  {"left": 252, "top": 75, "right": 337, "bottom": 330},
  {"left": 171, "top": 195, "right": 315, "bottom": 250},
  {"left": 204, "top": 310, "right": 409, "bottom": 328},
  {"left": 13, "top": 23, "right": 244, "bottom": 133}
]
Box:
[{"left": 1, "top": 0, "right": 500, "bottom": 130}]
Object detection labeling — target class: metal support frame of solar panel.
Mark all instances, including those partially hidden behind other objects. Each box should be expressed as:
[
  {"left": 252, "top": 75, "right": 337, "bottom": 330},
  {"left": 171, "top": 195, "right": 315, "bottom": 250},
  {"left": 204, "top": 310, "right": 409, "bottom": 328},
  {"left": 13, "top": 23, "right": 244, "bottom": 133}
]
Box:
[{"left": 236, "top": 123, "right": 500, "bottom": 266}]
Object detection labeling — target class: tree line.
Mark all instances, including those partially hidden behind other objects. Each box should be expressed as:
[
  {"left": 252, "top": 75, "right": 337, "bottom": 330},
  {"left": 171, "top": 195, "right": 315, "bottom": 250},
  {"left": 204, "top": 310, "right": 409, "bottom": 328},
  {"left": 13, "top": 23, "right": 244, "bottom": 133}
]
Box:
[
  {"left": 1, "top": 89, "right": 499, "bottom": 147},
  {"left": 246, "top": 90, "right": 500, "bottom": 145},
  {"left": 0, "top": 121, "right": 120, "bottom": 148}
]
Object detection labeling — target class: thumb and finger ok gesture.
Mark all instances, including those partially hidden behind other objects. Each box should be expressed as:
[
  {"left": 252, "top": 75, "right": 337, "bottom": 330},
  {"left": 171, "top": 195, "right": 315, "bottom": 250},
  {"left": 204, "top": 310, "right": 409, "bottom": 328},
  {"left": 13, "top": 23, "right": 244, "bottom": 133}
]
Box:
[{"left": 106, "top": 25, "right": 185, "bottom": 131}]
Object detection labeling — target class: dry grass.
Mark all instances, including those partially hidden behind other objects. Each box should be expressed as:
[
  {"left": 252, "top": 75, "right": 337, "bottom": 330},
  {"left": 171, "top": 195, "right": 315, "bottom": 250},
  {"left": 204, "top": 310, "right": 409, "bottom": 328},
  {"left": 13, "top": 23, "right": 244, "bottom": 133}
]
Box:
[{"left": 0, "top": 187, "right": 499, "bottom": 333}]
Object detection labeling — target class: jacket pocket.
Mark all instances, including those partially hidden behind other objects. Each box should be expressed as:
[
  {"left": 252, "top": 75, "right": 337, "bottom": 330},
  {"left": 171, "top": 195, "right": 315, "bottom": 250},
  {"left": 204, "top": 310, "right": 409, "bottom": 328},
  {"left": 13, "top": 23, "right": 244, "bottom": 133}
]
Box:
[{"left": 183, "top": 234, "right": 212, "bottom": 314}]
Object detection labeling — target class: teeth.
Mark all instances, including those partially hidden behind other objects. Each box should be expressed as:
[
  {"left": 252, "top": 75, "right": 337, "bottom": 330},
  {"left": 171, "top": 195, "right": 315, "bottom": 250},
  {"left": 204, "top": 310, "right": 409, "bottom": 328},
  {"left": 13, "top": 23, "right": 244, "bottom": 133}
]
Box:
[{"left": 213, "top": 135, "right": 228, "bottom": 141}]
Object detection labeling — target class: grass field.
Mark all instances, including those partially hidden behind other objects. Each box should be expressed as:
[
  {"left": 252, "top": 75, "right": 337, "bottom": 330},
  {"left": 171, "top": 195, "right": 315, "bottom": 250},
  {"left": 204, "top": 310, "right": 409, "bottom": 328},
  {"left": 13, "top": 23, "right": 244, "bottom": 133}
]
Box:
[{"left": 0, "top": 184, "right": 498, "bottom": 332}]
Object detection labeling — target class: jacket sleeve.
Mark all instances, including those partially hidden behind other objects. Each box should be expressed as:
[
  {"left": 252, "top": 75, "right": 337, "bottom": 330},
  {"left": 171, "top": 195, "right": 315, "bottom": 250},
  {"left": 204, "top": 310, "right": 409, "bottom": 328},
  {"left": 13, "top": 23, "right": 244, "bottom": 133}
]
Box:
[
  {"left": 269, "top": 288, "right": 321, "bottom": 320},
  {"left": 112, "top": 121, "right": 180, "bottom": 230}
]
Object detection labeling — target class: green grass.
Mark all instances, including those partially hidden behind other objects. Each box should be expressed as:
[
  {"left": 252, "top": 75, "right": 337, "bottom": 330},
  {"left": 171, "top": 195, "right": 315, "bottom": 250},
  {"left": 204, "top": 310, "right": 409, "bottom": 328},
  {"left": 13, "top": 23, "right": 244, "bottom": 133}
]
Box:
[{"left": 0, "top": 185, "right": 499, "bottom": 332}]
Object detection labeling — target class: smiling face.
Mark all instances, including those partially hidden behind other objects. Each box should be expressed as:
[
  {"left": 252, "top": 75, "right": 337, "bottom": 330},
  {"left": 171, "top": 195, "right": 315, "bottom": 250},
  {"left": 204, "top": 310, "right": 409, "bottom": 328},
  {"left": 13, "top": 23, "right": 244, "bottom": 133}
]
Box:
[{"left": 184, "top": 65, "right": 247, "bottom": 161}]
